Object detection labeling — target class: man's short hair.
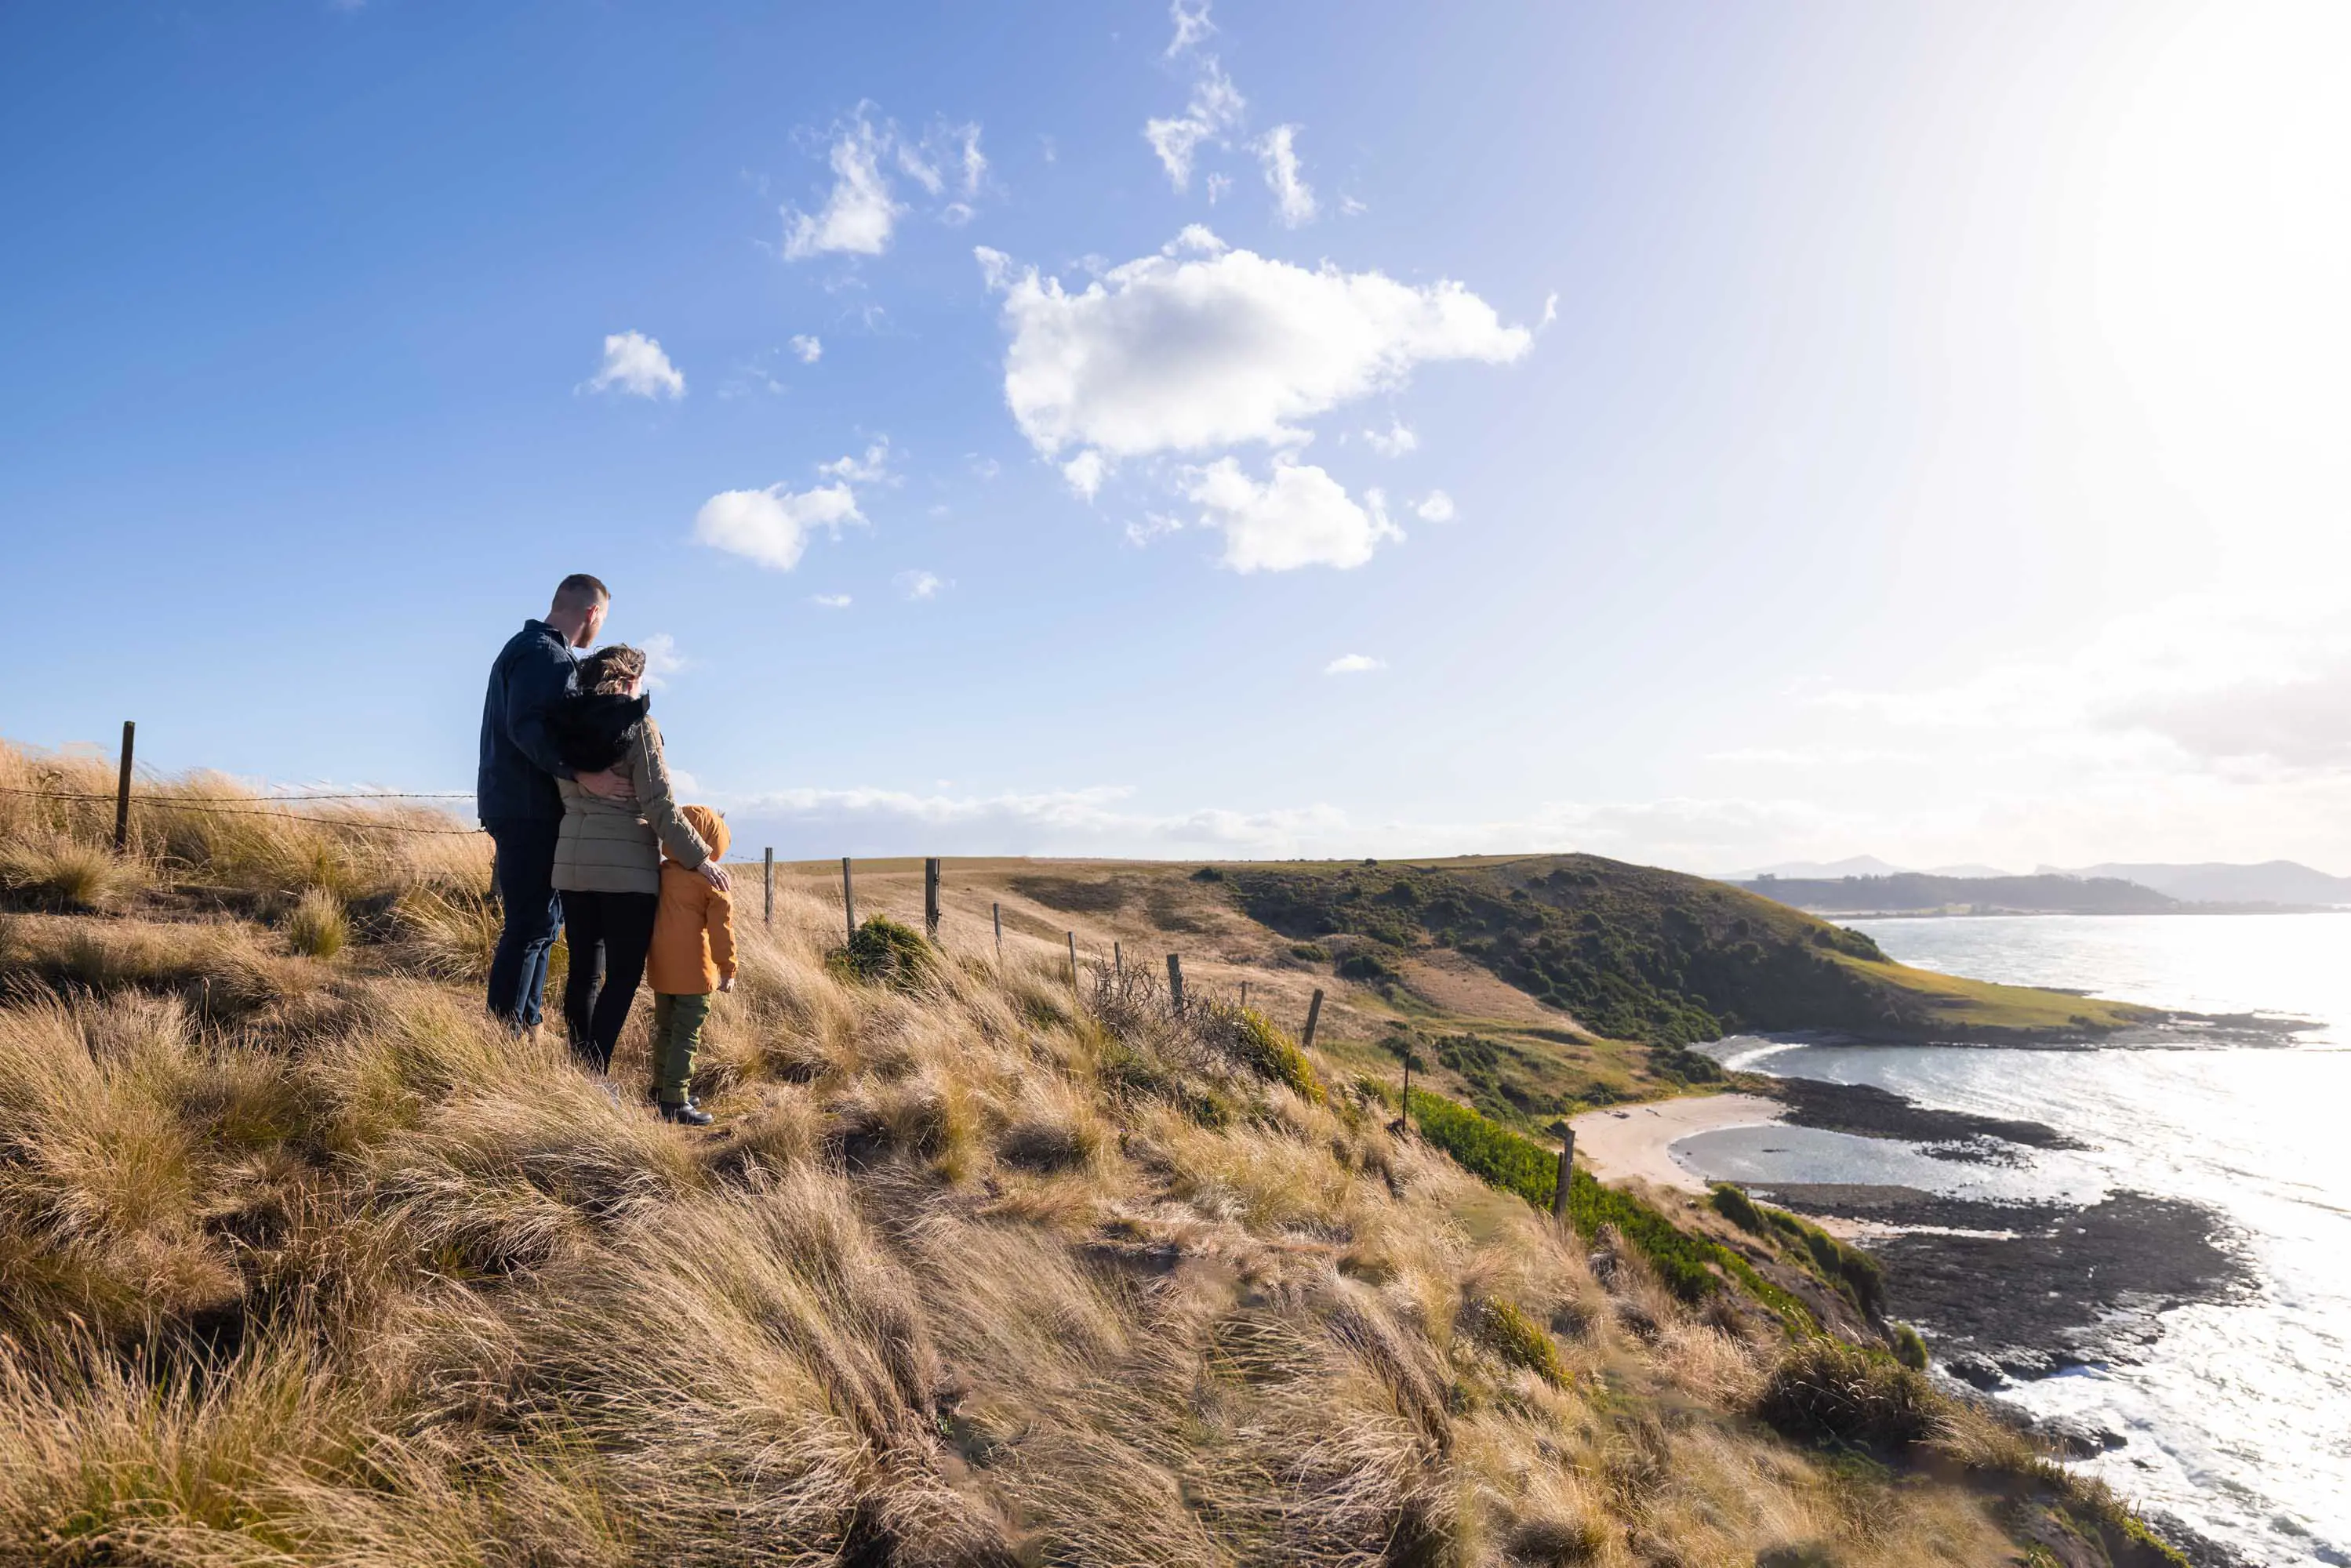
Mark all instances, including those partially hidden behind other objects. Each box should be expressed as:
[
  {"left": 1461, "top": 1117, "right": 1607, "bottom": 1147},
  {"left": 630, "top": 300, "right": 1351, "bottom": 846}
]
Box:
[{"left": 552, "top": 573, "right": 610, "bottom": 611}]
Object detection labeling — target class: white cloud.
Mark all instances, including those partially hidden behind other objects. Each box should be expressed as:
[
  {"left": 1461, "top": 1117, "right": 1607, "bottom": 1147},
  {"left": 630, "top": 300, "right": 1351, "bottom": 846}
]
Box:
[
  {"left": 1414, "top": 490, "right": 1455, "bottom": 523},
  {"left": 1256, "top": 125, "right": 1315, "bottom": 226},
  {"left": 1205, "top": 172, "right": 1232, "bottom": 205},
  {"left": 893, "top": 121, "right": 986, "bottom": 200},
  {"left": 693, "top": 483, "right": 863, "bottom": 571},
  {"left": 1539, "top": 290, "right": 1559, "bottom": 328},
  {"left": 811, "top": 593, "right": 852, "bottom": 608},
  {"left": 1061, "top": 449, "right": 1108, "bottom": 499},
  {"left": 1339, "top": 195, "right": 1367, "bottom": 217},
  {"left": 896, "top": 569, "right": 946, "bottom": 601},
  {"left": 1364, "top": 419, "right": 1417, "bottom": 457},
  {"left": 1184, "top": 458, "right": 1400, "bottom": 572},
  {"left": 790, "top": 334, "right": 823, "bottom": 364},
  {"left": 783, "top": 111, "right": 901, "bottom": 260},
  {"left": 639, "top": 632, "right": 689, "bottom": 689},
  {"left": 1143, "top": 58, "right": 1245, "bottom": 191},
  {"left": 1166, "top": 0, "right": 1215, "bottom": 56},
  {"left": 583, "top": 330, "right": 685, "bottom": 399},
  {"left": 1324, "top": 653, "right": 1384, "bottom": 675},
  {"left": 1824, "top": 591, "right": 2351, "bottom": 772},
  {"left": 1125, "top": 512, "right": 1184, "bottom": 547},
  {"left": 715, "top": 780, "right": 1835, "bottom": 867},
  {"left": 818, "top": 437, "right": 893, "bottom": 485},
  {"left": 981, "top": 234, "right": 1532, "bottom": 463}
]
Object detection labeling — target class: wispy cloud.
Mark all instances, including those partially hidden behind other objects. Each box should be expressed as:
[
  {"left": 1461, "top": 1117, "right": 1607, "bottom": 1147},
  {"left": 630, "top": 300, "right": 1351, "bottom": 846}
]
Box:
[
  {"left": 790, "top": 334, "right": 823, "bottom": 363},
  {"left": 811, "top": 593, "right": 852, "bottom": 609},
  {"left": 818, "top": 437, "right": 894, "bottom": 485},
  {"left": 639, "top": 633, "right": 689, "bottom": 689},
  {"left": 1255, "top": 125, "right": 1315, "bottom": 225},
  {"left": 895, "top": 569, "right": 946, "bottom": 601},
  {"left": 1414, "top": 491, "right": 1455, "bottom": 523},
  {"left": 783, "top": 111, "right": 900, "bottom": 259},
  {"left": 581, "top": 330, "right": 685, "bottom": 399},
  {"left": 1165, "top": 0, "right": 1215, "bottom": 57},
  {"left": 1144, "top": 59, "right": 1244, "bottom": 191},
  {"left": 1324, "top": 653, "right": 1384, "bottom": 675},
  {"left": 781, "top": 107, "right": 986, "bottom": 261}
]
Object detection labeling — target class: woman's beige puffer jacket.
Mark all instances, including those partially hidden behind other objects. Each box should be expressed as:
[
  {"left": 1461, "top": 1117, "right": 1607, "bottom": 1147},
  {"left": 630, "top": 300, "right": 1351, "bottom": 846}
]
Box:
[{"left": 552, "top": 717, "right": 710, "bottom": 896}]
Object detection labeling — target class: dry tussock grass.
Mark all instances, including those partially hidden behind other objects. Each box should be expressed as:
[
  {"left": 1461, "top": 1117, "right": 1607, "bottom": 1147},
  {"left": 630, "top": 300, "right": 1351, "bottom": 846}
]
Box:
[{"left": 0, "top": 750, "right": 2077, "bottom": 1567}]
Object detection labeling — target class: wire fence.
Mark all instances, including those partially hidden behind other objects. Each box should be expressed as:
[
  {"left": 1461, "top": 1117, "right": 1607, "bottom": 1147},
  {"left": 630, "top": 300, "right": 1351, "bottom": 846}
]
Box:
[{"left": 0, "top": 783, "right": 485, "bottom": 837}]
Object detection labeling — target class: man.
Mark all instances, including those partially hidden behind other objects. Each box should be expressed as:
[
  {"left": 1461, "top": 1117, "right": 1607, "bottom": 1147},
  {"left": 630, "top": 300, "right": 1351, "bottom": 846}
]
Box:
[{"left": 477, "top": 573, "right": 635, "bottom": 1033}]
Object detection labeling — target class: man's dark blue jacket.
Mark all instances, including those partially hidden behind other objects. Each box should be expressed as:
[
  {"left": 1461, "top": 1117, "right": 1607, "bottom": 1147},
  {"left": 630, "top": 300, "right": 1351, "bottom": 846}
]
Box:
[{"left": 477, "top": 620, "right": 580, "bottom": 824}]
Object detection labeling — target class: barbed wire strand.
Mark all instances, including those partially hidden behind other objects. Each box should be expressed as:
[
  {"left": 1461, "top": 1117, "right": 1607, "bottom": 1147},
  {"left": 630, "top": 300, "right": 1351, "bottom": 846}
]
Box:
[{"left": 0, "top": 785, "right": 483, "bottom": 836}]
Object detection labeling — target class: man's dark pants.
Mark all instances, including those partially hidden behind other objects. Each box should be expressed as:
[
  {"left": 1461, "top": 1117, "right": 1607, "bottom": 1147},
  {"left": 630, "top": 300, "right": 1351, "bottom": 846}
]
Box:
[{"left": 485, "top": 817, "right": 564, "bottom": 1029}]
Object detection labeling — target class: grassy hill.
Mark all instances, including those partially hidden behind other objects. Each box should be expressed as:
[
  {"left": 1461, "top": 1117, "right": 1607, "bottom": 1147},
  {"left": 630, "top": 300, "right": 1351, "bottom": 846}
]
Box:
[
  {"left": 1215, "top": 855, "right": 2157, "bottom": 1049},
  {"left": 0, "top": 739, "right": 2188, "bottom": 1566}
]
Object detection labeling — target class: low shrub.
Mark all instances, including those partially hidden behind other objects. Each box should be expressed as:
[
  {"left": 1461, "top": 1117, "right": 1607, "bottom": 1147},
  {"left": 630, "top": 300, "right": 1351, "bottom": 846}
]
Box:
[
  {"left": 1338, "top": 952, "right": 1398, "bottom": 983},
  {"left": 835, "top": 915, "right": 933, "bottom": 990},
  {"left": 1754, "top": 1338, "right": 1939, "bottom": 1454},
  {"left": 1464, "top": 1298, "right": 1565, "bottom": 1387},
  {"left": 285, "top": 887, "right": 348, "bottom": 960},
  {"left": 1288, "top": 942, "right": 1329, "bottom": 963},
  {"left": 0, "top": 835, "right": 143, "bottom": 913},
  {"left": 1710, "top": 1181, "right": 1766, "bottom": 1234},
  {"left": 1891, "top": 1323, "right": 1928, "bottom": 1370},
  {"left": 1216, "top": 1007, "right": 1322, "bottom": 1102}
]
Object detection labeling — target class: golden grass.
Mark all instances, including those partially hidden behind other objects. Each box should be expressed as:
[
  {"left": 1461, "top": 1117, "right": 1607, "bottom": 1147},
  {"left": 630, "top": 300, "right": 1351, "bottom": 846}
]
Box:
[{"left": 0, "top": 737, "right": 2171, "bottom": 1568}]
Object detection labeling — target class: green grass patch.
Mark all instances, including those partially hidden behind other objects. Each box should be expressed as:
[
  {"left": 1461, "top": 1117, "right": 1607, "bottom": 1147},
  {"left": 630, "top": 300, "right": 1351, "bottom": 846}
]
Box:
[
  {"left": 1394, "top": 1084, "right": 1813, "bottom": 1328},
  {"left": 834, "top": 915, "right": 935, "bottom": 989}
]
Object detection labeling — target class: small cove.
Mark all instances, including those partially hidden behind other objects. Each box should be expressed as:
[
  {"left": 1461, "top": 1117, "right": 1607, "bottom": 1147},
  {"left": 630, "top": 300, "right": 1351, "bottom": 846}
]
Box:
[{"left": 1674, "top": 913, "right": 2351, "bottom": 1567}]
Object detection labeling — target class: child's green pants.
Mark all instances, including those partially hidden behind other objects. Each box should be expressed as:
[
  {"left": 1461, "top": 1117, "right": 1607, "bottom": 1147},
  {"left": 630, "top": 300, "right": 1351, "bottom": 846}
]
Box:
[{"left": 650, "top": 992, "right": 712, "bottom": 1105}]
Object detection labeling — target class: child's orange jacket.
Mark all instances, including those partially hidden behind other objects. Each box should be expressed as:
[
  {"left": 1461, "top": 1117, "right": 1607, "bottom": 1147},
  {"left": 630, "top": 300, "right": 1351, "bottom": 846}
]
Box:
[{"left": 648, "top": 804, "right": 736, "bottom": 995}]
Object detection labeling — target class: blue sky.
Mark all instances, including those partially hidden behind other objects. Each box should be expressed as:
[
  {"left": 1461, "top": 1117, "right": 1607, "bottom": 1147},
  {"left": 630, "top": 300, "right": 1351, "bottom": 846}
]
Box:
[{"left": 8, "top": 1, "right": 2350, "bottom": 873}]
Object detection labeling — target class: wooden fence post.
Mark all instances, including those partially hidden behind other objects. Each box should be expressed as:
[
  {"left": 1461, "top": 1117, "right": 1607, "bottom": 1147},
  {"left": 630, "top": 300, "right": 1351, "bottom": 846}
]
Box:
[
  {"left": 1399, "top": 1049, "right": 1413, "bottom": 1135},
  {"left": 992, "top": 902, "right": 1002, "bottom": 960},
  {"left": 763, "top": 848, "right": 774, "bottom": 926},
  {"left": 841, "top": 857, "right": 856, "bottom": 943},
  {"left": 1166, "top": 953, "right": 1185, "bottom": 1014},
  {"left": 1114, "top": 941, "right": 1121, "bottom": 978},
  {"left": 925, "top": 858, "right": 941, "bottom": 938},
  {"left": 1551, "top": 1126, "right": 1576, "bottom": 1225},
  {"left": 1239, "top": 980, "right": 1249, "bottom": 1010},
  {"left": 1067, "top": 931, "right": 1081, "bottom": 996},
  {"left": 1301, "top": 989, "right": 1324, "bottom": 1050},
  {"left": 113, "top": 720, "right": 135, "bottom": 855}
]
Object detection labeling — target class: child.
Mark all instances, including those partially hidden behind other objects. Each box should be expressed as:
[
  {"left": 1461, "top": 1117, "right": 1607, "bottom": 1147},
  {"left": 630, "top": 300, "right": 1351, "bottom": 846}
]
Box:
[{"left": 645, "top": 803, "right": 736, "bottom": 1125}]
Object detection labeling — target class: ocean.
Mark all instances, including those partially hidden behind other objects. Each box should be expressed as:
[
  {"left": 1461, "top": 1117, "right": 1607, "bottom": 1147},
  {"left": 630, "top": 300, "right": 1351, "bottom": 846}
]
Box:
[{"left": 1682, "top": 913, "right": 2351, "bottom": 1567}]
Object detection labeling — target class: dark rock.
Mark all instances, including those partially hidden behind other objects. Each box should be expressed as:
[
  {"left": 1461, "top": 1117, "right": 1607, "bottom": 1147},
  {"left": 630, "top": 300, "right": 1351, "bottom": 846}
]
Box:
[
  {"left": 1943, "top": 1350, "right": 2005, "bottom": 1390},
  {"left": 2031, "top": 1412, "right": 2125, "bottom": 1459}
]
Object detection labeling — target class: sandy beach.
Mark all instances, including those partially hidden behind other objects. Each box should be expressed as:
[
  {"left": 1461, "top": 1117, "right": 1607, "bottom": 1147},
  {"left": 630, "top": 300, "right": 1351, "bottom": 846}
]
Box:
[{"left": 1568, "top": 1093, "right": 1785, "bottom": 1194}]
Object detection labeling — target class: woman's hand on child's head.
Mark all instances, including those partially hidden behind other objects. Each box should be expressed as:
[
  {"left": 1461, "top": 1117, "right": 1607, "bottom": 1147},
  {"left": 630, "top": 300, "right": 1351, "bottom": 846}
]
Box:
[
  {"left": 698, "top": 861, "right": 732, "bottom": 892},
  {"left": 718, "top": 977, "right": 735, "bottom": 993}
]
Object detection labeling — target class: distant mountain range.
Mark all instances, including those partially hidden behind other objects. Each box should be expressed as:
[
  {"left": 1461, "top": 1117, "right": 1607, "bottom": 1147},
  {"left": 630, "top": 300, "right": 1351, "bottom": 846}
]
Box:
[
  {"left": 2043, "top": 861, "right": 2351, "bottom": 906},
  {"left": 1734, "top": 872, "right": 2177, "bottom": 916},
  {"left": 1734, "top": 855, "right": 2021, "bottom": 881},
  {"left": 1726, "top": 856, "right": 2351, "bottom": 914}
]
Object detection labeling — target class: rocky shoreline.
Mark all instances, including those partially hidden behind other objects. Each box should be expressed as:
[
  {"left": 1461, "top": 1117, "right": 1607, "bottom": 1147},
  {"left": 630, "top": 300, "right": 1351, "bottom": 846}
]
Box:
[{"left": 1747, "top": 1181, "right": 2250, "bottom": 1388}]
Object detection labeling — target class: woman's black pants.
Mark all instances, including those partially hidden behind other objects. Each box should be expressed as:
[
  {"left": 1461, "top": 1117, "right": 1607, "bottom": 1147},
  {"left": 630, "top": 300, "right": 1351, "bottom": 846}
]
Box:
[{"left": 558, "top": 889, "right": 657, "bottom": 1073}]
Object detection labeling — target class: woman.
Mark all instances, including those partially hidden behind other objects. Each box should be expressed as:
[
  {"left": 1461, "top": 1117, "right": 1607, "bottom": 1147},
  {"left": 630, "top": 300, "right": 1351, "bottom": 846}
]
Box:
[{"left": 547, "top": 645, "right": 727, "bottom": 1079}]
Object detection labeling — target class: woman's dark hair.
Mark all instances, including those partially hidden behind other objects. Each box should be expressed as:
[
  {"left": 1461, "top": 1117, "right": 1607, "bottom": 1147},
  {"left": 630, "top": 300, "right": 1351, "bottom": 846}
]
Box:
[{"left": 578, "top": 645, "right": 648, "bottom": 696}]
